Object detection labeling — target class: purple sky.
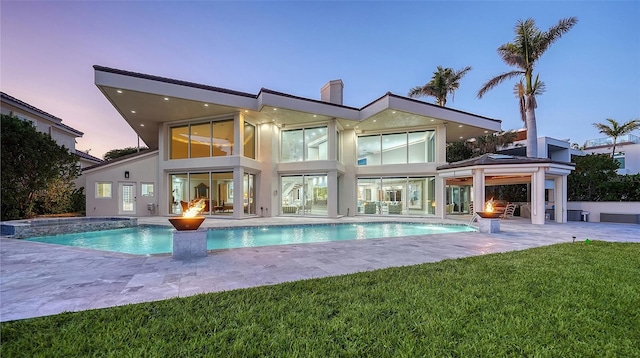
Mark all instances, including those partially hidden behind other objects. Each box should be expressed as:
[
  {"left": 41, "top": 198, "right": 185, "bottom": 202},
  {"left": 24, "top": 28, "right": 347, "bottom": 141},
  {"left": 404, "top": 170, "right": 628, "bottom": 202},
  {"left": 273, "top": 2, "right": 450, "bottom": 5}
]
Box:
[{"left": 2, "top": 1, "right": 639, "bottom": 159}]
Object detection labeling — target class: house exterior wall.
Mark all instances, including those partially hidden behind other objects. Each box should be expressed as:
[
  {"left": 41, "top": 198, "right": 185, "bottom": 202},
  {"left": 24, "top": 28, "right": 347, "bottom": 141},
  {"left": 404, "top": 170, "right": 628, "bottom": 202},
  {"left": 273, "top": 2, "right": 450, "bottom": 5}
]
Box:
[
  {"left": 84, "top": 152, "right": 159, "bottom": 217},
  {"left": 88, "top": 66, "right": 503, "bottom": 219},
  {"left": 1, "top": 98, "right": 79, "bottom": 151}
]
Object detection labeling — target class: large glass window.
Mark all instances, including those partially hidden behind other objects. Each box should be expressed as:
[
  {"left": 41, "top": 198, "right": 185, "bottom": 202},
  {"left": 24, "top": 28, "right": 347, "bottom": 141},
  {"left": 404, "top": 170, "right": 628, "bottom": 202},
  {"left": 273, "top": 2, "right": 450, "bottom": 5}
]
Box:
[
  {"left": 305, "top": 127, "right": 328, "bottom": 160},
  {"left": 170, "top": 119, "right": 252, "bottom": 159},
  {"left": 190, "top": 123, "right": 211, "bottom": 158},
  {"left": 382, "top": 133, "right": 407, "bottom": 164},
  {"left": 281, "top": 126, "right": 328, "bottom": 162},
  {"left": 281, "top": 129, "right": 303, "bottom": 162},
  {"left": 243, "top": 173, "right": 256, "bottom": 215},
  {"left": 170, "top": 126, "right": 189, "bottom": 159},
  {"left": 244, "top": 122, "right": 256, "bottom": 159},
  {"left": 357, "top": 130, "right": 436, "bottom": 166},
  {"left": 212, "top": 120, "right": 234, "bottom": 156},
  {"left": 281, "top": 174, "right": 328, "bottom": 216},
  {"left": 357, "top": 135, "right": 381, "bottom": 165},
  {"left": 170, "top": 172, "right": 237, "bottom": 215},
  {"left": 357, "top": 177, "right": 435, "bottom": 216}
]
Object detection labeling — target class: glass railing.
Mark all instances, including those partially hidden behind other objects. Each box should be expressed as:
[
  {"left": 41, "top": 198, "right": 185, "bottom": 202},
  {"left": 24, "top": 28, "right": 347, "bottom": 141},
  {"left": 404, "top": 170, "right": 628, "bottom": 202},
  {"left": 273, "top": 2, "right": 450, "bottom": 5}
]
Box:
[{"left": 584, "top": 134, "right": 639, "bottom": 148}]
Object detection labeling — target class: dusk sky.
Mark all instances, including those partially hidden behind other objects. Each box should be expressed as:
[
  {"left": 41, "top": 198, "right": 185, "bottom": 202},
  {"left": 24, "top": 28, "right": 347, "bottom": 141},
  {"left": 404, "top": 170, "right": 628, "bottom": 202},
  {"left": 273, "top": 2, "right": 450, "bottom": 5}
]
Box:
[{"left": 2, "top": 1, "right": 639, "bottom": 159}]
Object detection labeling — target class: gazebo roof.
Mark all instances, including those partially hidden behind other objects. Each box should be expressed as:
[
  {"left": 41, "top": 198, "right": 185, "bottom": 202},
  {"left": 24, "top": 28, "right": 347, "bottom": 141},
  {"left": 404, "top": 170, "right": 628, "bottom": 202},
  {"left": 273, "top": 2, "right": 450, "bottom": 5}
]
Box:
[{"left": 436, "top": 153, "right": 566, "bottom": 170}]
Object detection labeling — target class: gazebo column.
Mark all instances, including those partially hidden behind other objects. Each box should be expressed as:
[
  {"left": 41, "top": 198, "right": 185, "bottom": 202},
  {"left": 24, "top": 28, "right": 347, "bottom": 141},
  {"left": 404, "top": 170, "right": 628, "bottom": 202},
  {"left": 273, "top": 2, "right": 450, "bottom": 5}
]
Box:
[
  {"left": 435, "top": 176, "right": 446, "bottom": 218},
  {"left": 531, "top": 168, "right": 546, "bottom": 225},
  {"left": 472, "top": 168, "right": 485, "bottom": 212},
  {"left": 554, "top": 175, "right": 567, "bottom": 223}
]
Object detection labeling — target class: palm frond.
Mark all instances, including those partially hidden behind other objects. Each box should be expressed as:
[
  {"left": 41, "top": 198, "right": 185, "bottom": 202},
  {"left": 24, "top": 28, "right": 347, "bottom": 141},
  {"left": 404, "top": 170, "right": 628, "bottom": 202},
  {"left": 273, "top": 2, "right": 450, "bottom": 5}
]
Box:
[
  {"left": 477, "top": 70, "right": 523, "bottom": 98},
  {"left": 539, "top": 17, "right": 578, "bottom": 55}
]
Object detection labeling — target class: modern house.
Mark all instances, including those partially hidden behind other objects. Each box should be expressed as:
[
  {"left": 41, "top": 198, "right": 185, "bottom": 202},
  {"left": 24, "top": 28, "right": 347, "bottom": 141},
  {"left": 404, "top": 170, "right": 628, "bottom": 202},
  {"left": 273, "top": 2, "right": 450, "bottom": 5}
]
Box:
[
  {"left": 0, "top": 91, "right": 104, "bottom": 169},
  {"left": 582, "top": 134, "right": 640, "bottom": 175},
  {"left": 85, "top": 65, "right": 572, "bottom": 224}
]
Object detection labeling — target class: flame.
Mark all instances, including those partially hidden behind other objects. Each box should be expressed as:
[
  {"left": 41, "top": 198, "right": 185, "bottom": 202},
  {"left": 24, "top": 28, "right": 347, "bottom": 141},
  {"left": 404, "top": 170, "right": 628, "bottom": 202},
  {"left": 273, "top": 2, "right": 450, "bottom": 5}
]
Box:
[
  {"left": 485, "top": 198, "right": 495, "bottom": 213},
  {"left": 183, "top": 199, "right": 205, "bottom": 218}
]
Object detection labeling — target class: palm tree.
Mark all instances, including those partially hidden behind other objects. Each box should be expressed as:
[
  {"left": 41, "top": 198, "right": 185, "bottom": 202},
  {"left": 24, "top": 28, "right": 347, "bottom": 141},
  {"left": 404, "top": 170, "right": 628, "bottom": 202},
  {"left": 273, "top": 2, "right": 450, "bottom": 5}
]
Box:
[
  {"left": 478, "top": 17, "right": 578, "bottom": 157},
  {"left": 592, "top": 118, "right": 640, "bottom": 157},
  {"left": 409, "top": 66, "right": 472, "bottom": 106}
]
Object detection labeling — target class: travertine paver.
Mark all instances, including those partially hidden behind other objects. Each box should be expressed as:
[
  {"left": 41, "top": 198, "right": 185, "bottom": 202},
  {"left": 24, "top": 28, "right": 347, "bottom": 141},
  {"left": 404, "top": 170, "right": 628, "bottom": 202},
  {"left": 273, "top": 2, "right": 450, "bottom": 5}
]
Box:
[{"left": 1, "top": 216, "right": 638, "bottom": 322}]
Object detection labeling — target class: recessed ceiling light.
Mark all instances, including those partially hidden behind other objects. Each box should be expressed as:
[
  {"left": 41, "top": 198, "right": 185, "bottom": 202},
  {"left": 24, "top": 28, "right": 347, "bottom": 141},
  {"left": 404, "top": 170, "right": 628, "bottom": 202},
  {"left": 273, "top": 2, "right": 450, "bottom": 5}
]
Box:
[
  {"left": 164, "top": 97, "right": 169, "bottom": 101},
  {"left": 484, "top": 130, "right": 488, "bottom": 133},
  {"left": 244, "top": 110, "right": 248, "bottom": 113},
  {"left": 373, "top": 120, "right": 377, "bottom": 123},
  {"left": 459, "top": 125, "right": 463, "bottom": 128},
  {"left": 460, "top": 136, "right": 463, "bottom": 139},
  {"left": 430, "top": 119, "right": 434, "bottom": 122},
  {"left": 117, "top": 90, "right": 123, "bottom": 94},
  {"left": 392, "top": 111, "right": 396, "bottom": 114},
  {"left": 273, "top": 108, "right": 277, "bottom": 111},
  {"left": 131, "top": 110, "right": 136, "bottom": 114},
  {"left": 313, "top": 115, "right": 317, "bottom": 118},
  {"left": 272, "top": 119, "right": 276, "bottom": 122},
  {"left": 204, "top": 104, "right": 209, "bottom": 107},
  {"left": 140, "top": 124, "right": 145, "bottom": 127},
  {"left": 355, "top": 126, "right": 359, "bottom": 128},
  {"left": 346, "top": 124, "right": 350, "bottom": 127}
]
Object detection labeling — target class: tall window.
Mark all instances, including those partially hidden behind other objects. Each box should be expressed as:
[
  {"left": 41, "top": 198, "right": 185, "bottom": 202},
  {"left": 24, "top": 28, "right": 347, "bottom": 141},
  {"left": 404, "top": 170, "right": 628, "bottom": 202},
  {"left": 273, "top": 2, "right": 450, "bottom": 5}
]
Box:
[
  {"left": 212, "top": 120, "right": 233, "bottom": 156},
  {"left": 190, "top": 123, "right": 211, "bottom": 158},
  {"left": 281, "top": 126, "right": 328, "bottom": 162},
  {"left": 244, "top": 122, "right": 256, "bottom": 159},
  {"left": 170, "top": 126, "right": 189, "bottom": 159},
  {"left": 357, "top": 130, "right": 436, "bottom": 166},
  {"left": 281, "top": 174, "right": 328, "bottom": 216}
]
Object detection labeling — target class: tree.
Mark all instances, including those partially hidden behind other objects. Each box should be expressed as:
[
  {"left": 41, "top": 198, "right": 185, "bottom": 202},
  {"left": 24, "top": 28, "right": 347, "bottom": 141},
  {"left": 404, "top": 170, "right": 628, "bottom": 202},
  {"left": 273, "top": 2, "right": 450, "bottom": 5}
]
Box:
[
  {"left": 408, "top": 66, "right": 472, "bottom": 106},
  {"left": 478, "top": 17, "right": 578, "bottom": 158},
  {"left": 1, "top": 114, "right": 80, "bottom": 220},
  {"left": 592, "top": 118, "right": 640, "bottom": 157},
  {"left": 567, "top": 154, "right": 619, "bottom": 201},
  {"left": 104, "top": 146, "right": 149, "bottom": 161}
]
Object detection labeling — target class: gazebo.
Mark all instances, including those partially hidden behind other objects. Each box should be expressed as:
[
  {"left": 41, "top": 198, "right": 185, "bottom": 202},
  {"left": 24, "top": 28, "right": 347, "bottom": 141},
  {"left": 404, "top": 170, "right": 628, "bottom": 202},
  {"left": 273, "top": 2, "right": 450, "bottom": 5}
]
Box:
[{"left": 437, "top": 154, "right": 575, "bottom": 225}]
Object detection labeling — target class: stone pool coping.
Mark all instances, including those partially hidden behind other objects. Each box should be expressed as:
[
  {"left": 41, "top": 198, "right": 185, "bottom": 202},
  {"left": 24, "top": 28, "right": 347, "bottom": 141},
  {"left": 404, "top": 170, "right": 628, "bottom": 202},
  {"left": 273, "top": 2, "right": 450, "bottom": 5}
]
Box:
[{"left": 0, "top": 217, "right": 137, "bottom": 238}]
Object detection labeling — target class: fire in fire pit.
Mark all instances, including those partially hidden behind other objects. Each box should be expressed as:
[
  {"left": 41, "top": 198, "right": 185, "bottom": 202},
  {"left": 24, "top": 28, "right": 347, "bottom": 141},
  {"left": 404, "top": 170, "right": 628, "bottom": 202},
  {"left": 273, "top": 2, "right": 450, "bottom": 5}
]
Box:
[
  {"left": 169, "top": 199, "right": 206, "bottom": 230},
  {"left": 476, "top": 198, "right": 502, "bottom": 219}
]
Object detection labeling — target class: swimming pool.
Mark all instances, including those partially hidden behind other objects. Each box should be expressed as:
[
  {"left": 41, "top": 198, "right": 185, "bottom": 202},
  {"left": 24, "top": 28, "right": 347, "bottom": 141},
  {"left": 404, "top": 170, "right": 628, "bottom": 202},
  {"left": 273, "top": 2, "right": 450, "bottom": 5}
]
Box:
[{"left": 25, "top": 222, "right": 476, "bottom": 255}]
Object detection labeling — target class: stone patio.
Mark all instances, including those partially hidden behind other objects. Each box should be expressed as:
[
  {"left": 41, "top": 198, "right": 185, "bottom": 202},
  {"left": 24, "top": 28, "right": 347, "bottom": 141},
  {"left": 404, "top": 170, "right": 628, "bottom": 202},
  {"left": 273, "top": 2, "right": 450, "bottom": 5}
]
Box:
[{"left": 1, "top": 216, "right": 638, "bottom": 322}]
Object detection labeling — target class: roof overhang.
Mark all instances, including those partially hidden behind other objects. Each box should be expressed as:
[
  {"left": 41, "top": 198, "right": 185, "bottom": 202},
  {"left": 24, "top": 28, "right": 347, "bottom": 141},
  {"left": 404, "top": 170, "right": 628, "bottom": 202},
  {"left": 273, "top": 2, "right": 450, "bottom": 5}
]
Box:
[
  {"left": 94, "top": 66, "right": 502, "bottom": 149},
  {"left": 437, "top": 154, "right": 575, "bottom": 182}
]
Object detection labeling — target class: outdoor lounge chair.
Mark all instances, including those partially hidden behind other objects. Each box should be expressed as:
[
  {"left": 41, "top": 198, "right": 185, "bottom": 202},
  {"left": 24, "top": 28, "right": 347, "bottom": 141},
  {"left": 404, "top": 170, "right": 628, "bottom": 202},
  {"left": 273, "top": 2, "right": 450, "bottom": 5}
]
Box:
[{"left": 502, "top": 203, "right": 516, "bottom": 219}]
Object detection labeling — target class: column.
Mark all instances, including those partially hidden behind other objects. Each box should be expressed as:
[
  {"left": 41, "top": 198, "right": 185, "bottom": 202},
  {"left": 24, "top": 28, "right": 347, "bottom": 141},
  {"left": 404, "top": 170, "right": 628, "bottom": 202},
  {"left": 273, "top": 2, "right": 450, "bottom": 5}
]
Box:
[
  {"left": 531, "top": 168, "right": 546, "bottom": 225},
  {"left": 554, "top": 175, "right": 567, "bottom": 223},
  {"left": 472, "top": 168, "right": 485, "bottom": 212}
]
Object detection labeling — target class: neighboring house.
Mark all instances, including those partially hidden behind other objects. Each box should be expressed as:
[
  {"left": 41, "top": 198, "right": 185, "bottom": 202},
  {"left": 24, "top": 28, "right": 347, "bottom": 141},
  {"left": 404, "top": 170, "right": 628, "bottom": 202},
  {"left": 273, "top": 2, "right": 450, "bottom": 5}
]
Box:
[
  {"left": 582, "top": 134, "right": 640, "bottom": 175},
  {"left": 0, "top": 91, "right": 104, "bottom": 169},
  {"left": 91, "top": 65, "right": 575, "bottom": 222}
]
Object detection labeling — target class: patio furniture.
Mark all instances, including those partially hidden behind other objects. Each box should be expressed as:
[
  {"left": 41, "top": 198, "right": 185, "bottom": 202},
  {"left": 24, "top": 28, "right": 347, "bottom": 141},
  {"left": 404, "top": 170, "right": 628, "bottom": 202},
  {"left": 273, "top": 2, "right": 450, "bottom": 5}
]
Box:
[
  {"left": 502, "top": 203, "right": 516, "bottom": 219},
  {"left": 388, "top": 202, "right": 402, "bottom": 214}
]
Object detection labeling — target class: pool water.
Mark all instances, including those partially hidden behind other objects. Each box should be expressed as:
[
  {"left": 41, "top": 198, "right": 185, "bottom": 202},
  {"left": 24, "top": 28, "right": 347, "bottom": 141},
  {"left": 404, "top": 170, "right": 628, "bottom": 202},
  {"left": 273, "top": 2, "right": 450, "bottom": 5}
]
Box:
[{"left": 25, "top": 222, "right": 476, "bottom": 255}]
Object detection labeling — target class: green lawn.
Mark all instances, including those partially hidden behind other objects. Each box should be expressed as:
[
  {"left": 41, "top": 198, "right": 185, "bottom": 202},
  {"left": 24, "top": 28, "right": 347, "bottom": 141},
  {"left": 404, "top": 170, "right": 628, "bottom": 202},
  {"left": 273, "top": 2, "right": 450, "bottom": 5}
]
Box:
[{"left": 2, "top": 241, "right": 639, "bottom": 357}]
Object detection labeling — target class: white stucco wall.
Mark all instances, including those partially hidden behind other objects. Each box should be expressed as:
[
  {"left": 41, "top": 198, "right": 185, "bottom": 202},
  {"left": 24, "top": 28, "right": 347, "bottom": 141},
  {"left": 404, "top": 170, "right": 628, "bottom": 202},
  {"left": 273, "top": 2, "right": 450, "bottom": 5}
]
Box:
[
  {"left": 567, "top": 201, "right": 640, "bottom": 222},
  {"left": 84, "top": 152, "right": 160, "bottom": 217}
]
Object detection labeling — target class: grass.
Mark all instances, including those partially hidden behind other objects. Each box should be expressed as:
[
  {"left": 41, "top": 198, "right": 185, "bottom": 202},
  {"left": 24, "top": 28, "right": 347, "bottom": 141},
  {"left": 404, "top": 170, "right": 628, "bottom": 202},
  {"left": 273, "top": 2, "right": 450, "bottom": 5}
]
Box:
[{"left": 2, "top": 241, "right": 639, "bottom": 357}]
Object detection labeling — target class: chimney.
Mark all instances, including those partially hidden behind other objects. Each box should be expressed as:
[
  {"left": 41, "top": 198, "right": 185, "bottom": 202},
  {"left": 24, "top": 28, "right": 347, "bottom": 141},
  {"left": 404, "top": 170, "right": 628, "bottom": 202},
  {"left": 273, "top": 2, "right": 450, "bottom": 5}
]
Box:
[{"left": 321, "top": 79, "right": 343, "bottom": 105}]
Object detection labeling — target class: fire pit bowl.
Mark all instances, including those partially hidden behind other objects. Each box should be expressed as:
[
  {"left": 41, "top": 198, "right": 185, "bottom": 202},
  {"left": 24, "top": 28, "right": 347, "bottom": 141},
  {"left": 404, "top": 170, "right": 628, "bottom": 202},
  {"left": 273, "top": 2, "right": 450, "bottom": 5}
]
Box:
[
  {"left": 168, "top": 217, "right": 205, "bottom": 231},
  {"left": 476, "top": 211, "right": 502, "bottom": 219}
]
